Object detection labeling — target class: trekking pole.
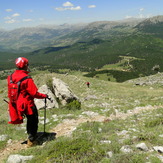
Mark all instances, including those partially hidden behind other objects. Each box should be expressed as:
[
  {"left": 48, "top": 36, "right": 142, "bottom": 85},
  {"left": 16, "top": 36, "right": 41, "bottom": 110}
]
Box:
[
  {"left": 44, "top": 98, "right": 47, "bottom": 133},
  {"left": 3, "top": 99, "right": 9, "bottom": 104},
  {"left": 43, "top": 97, "right": 53, "bottom": 134}
]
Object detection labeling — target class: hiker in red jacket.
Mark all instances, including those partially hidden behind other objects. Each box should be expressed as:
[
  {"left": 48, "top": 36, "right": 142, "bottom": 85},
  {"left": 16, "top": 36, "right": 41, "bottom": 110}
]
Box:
[
  {"left": 86, "top": 82, "right": 90, "bottom": 88},
  {"left": 7, "top": 57, "right": 48, "bottom": 147}
]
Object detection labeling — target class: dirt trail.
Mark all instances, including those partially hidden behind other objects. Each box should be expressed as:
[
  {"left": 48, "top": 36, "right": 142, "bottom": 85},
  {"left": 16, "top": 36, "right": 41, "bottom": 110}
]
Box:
[
  {"left": 0, "top": 105, "right": 161, "bottom": 162},
  {"left": 51, "top": 105, "right": 161, "bottom": 137}
]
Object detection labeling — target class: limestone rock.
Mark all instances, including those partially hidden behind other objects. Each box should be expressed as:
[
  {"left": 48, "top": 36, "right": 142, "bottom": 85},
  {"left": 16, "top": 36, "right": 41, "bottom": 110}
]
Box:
[
  {"left": 52, "top": 77, "right": 80, "bottom": 106},
  {"left": 35, "top": 84, "right": 59, "bottom": 109},
  {"left": 106, "top": 151, "right": 113, "bottom": 158},
  {"left": 136, "top": 142, "right": 148, "bottom": 151},
  {"left": 153, "top": 146, "right": 163, "bottom": 153},
  {"left": 120, "top": 145, "right": 133, "bottom": 153},
  {"left": 0, "top": 134, "right": 8, "bottom": 141},
  {"left": 7, "top": 154, "right": 34, "bottom": 163}
]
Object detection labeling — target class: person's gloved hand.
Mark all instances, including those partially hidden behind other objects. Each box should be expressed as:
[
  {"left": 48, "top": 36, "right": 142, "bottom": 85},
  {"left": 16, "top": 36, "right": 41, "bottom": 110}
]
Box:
[{"left": 46, "top": 95, "right": 53, "bottom": 103}]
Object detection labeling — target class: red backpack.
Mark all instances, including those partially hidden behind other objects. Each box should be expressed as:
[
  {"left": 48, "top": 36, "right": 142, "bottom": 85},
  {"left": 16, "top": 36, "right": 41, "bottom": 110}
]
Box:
[{"left": 8, "top": 74, "right": 31, "bottom": 103}]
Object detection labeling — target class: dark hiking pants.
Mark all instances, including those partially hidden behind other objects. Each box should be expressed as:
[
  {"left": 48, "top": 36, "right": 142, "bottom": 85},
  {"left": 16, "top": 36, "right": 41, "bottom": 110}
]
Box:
[{"left": 26, "top": 105, "right": 38, "bottom": 142}]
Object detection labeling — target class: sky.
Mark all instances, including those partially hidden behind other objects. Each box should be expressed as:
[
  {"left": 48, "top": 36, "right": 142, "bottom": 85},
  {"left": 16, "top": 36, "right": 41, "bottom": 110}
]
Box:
[{"left": 0, "top": 0, "right": 163, "bottom": 30}]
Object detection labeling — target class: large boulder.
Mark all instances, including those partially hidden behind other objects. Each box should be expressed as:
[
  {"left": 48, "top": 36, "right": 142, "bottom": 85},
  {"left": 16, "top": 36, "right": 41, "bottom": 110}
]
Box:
[
  {"left": 52, "top": 77, "right": 80, "bottom": 106},
  {"left": 35, "top": 84, "right": 59, "bottom": 109}
]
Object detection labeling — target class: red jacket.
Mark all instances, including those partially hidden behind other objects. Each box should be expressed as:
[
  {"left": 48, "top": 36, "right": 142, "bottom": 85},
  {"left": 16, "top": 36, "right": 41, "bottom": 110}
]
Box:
[{"left": 7, "top": 70, "right": 47, "bottom": 124}]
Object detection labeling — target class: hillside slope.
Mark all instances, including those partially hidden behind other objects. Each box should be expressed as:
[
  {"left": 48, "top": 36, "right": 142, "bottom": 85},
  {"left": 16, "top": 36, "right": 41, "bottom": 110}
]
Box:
[{"left": 0, "top": 72, "right": 163, "bottom": 162}]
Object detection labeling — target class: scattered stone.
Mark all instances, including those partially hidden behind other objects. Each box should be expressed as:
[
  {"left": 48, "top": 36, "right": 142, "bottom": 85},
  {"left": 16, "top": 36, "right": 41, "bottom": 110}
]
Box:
[
  {"left": 84, "top": 95, "right": 98, "bottom": 100},
  {"left": 120, "top": 145, "right": 133, "bottom": 153},
  {"left": 7, "top": 154, "right": 34, "bottom": 163},
  {"left": 157, "top": 154, "right": 163, "bottom": 162},
  {"left": 0, "top": 135, "right": 8, "bottom": 141},
  {"left": 100, "top": 140, "right": 111, "bottom": 144},
  {"left": 101, "top": 108, "right": 110, "bottom": 112},
  {"left": 106, "top": 151, "right": 113, "bottom": 158},
  {"left": 39, "top": 118, "right": 50, "bottom": 125},
  {"left": 82, "top": 111, "right": 99, "bottom": 117},
  {"left": 117, "top": 130, "right": 128, "bottom": 136},
  {"left": 153, "top": 146, "right": 163, "bottom": 153},
  {"left": 52, "top": 114, "right": 59, "bottom": 121},
  {"left": 52, "top": 114, "right": 58, "bottom": 119},
  {"left": 129, "top": 128, "right": 137, "bottom": 132},
  {"left": 98, "top": 128, "right": 102, "bottom": 132},
  {"left": 7, "top": 139, "right": 12, "bottom": 144},
  {"left": 136, "top": 143, "right": 148, "bottom": 151}
]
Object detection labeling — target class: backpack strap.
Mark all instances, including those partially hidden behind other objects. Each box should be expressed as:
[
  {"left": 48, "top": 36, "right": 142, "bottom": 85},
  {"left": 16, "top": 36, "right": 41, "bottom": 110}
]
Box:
[
  {"left": 17, "top": 76, "right": 31, "bottom": 94},
  {"left": 17, "top": 76, "right": 31, "bottom": 84},
  {"left": 10, "top": 73, "right": 14, "bottom": 83},
  {"left": 10, "top": 74, "right": 31, "bottom": 84}
]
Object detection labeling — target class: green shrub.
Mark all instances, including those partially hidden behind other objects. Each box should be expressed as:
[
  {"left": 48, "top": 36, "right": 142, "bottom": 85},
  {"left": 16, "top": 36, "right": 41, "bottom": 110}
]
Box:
[
  {"left": 144, "top": 117, "right": 163, "bottom": 128},
  {"left": 46, "top": 78, "right": 54, "bottom": 94},
  {"left": 137, "top": 132, "right": 156, "bottom": 141},
  {"left": 66, "top": 100, "right": 81, "bottom": 110}
]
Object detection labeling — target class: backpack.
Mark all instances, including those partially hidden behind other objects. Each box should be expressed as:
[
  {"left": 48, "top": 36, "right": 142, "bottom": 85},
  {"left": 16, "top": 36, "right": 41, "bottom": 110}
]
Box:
[{"left": 8, "top": 74, "right": 31, "bottom": 103}]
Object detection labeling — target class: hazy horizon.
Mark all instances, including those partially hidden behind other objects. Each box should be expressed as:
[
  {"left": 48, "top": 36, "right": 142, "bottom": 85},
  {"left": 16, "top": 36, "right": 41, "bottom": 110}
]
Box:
[{"left": 0, "top": 0, "right": 163, "bottom": 30}]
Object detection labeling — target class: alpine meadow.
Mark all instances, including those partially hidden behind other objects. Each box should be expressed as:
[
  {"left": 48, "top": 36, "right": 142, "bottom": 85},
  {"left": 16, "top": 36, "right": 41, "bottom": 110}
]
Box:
[{"left": 0, "top": 15, "right": 163, "bottom": 163}]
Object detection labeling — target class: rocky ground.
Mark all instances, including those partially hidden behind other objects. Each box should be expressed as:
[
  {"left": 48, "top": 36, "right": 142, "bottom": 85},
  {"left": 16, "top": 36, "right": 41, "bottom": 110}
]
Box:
[{"left": 1, "top": 104, "right": 162, "bottom": 162}]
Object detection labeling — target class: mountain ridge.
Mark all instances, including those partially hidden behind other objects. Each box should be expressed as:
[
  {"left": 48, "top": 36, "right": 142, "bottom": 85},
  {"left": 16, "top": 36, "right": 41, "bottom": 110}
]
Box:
[{"left": 1, "top": 16, "right": 162, "bottom": 53}]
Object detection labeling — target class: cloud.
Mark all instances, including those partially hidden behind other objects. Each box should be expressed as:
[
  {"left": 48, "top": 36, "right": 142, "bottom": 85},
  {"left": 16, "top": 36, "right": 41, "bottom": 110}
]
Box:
[
  {"left": 63, "top": 1, "right": 74, "bottom": 7},
  {"left": 6, "top": 9, "right": 13, "bottom": 12},
  {"left": 23, "top": 19, "right": 33, "bottom": 22},
  {"left": 55, "top": 2, "right": 81, "bottom": 11},
  {"left": 71, "top": 6, "right": 81, "bottom": 10},
  {"left": 4, "top": 16, "right": 11, "bottom": 20},
  {"left": 55, "top": 7, "right": 66, "bottom": 11},
  {"left": 139, "top": 8, "right": 144, "bottom": 12},
  {"left": 125, "top": 14, "right": 152, "bottom": 19},
  {"left": 88, "top": 5, "right": 96, "bottom": 8},
  {"left": 4, "top": 13, "right": 20, "bottom": 24},
  {"left": 5, "top": 19, "right": 16, "bottom": 24},
  {"left": 56, "top": 6, "right": 81, "bottom": 11},
  {"left": 125, "top": 15, "right": 133, "bottom": 19},
  {"left": 125, "top": 8, "right": 152, "bottom": 19},
  {"left": 12, "top": 13, "right": 20, "bottom": 17}
]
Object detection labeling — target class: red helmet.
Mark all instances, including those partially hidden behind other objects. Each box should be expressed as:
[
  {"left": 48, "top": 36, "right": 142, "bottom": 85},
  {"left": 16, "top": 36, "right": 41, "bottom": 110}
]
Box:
[{"left": 15, "top": 57, "right": 29, "bottom": 68}]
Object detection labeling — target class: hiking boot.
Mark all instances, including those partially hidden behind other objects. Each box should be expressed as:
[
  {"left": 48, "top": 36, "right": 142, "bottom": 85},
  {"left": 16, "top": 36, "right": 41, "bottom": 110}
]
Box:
[{"left": 27, "top": 139, "right": 37, "bottom": 147}]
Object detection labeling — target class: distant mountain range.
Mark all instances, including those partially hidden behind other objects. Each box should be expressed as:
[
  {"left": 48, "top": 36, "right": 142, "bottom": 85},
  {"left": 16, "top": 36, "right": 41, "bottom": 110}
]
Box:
[
  {"left": 0, "top": 15, "right": 163, "bottom": 81},
  {"left": 0, "top": 17, "right": 146, "bottom": 53}
]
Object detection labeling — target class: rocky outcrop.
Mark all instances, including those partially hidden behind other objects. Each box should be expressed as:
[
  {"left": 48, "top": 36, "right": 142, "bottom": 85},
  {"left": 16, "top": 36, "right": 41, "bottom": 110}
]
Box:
[
  {"left": 35, "top": 77, "right": 80, "bottom": 109},
  {"left": 52, "top": 77, "right": 80, "bottom": 106},
  {"left": 126, "top": 72, "right": 163, "bottom": 86},
  {"left": 35, "top": 84, "right": 59, "bottom": 109}
]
